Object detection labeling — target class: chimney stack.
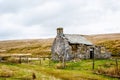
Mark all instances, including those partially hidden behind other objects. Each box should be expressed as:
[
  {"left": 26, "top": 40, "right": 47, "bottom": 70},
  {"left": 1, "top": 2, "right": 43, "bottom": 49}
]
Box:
[{"left": 57, "top": 27, "right": 63, "bottom": 35}]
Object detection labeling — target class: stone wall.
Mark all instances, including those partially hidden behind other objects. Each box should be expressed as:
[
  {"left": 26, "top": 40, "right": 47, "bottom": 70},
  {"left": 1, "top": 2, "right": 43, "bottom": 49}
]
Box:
[
  {"left": 52, "top": 35, "right": 111, "bottom": 61},
  {"left": 51, "top": 35, "right": 72, "bottom": 61}
]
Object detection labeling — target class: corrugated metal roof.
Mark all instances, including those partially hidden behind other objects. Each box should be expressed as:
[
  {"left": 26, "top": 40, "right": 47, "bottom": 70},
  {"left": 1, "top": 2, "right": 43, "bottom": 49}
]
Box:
[{"left": 64, "top": 34, "right": 93, "bottom": 45}]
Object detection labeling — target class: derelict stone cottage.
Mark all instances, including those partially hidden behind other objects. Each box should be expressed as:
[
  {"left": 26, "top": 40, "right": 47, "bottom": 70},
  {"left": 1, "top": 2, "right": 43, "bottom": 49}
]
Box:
[{"left": 51, "top": 28, "right": 111, "bottom": 61}]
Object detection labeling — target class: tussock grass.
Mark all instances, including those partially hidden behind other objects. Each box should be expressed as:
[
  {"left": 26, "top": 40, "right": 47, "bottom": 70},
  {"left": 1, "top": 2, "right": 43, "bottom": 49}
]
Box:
[
  {"left": 0, "top": 59, "right": 119, "bottom": 80},
  {"left": 31, "top": 59, "right": 119, "bottom": 80},
  {"left": 0, "top": 66, "right": 14, "bottom": 77},
  {"left": 0, "top": 62, "right": 61, "bottom": 80},
  {"left": 95, "top": 62, "right": 120, "bottom": 78}
]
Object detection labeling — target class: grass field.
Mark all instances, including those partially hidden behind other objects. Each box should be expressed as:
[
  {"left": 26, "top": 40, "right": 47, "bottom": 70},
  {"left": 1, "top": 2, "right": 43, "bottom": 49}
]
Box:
[{"left": 0, "top": 59, "right": 119, "bottom": 80}]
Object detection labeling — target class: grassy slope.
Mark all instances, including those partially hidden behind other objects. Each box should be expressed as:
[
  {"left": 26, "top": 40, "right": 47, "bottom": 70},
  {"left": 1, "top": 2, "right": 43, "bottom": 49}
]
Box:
[
  {"left": 0, "top": 62, "right": 61, "bottom": 80},
  {"left": 0, "top": 33, "right": 119, "bottom": 55},
  {"left": 84, "top": 33, "right": 120, "bottom": 44},
  {"left": 0, "top": 39, "right": 54, "bottom": 56},
  {"left": 85, "top": 33, "right": 120, "bottom": 55},
  {"left": 0, "top": 59, "right": 119, "bottom": 80}
]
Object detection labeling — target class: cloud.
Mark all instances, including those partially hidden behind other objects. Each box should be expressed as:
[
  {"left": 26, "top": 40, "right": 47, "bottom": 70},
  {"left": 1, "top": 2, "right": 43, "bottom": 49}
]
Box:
[
  {"left": 0, "top": 0, "right": 120, "bottom": 40},
  {"left": 0, "top": 0, "right": 45, "bottom": 14}
]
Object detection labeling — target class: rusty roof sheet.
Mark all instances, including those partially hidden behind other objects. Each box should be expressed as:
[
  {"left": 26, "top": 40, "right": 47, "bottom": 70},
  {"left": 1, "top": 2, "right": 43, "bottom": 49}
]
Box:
[{"left": 64, "top": 34, "right": 93, "bottom": 45}]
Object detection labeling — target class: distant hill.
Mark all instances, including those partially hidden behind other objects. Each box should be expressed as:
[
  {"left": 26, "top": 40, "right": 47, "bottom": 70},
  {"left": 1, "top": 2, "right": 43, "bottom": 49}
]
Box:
[
  {"left": 0, "top": 33, "right": 119, "bottom": 56},
  {"left": 85, "top": 33, "right": 120, "bottom": 55},
  {"left": 0, "top": 39, "right": 54, "bottom": 56},
  {"left": 84, "top": 33, "right": 120, "bottom": 44}
]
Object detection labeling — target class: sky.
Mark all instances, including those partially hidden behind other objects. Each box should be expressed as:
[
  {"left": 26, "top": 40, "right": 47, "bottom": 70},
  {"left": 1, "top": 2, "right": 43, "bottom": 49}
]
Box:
[{"left": 0, "top": 0, "right": 120, "bottom": 40}]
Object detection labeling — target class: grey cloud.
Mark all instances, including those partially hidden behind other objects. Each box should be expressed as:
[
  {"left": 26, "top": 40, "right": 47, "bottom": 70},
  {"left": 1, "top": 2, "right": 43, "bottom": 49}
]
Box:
[
  {"left": 104, "top": 0, "right": 120, "bottom": 12},
  {"left": 3, "top": 0, "right": 101, "bottom": 27},
  {"left": 0, "top": 0, "right": 120, "bottom": 40},
  {"left": 15, "top": 1, "right": 85, "bottom": 26},
  {"left": 0, "top": 0, "right": 46, "bottom": 14},
  {"left": 0, "top": 29, "right": 20, "bottom": 40}
]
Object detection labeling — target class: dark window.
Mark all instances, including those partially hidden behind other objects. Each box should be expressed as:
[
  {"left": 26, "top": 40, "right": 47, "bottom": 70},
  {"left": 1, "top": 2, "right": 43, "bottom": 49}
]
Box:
[{"left": 71, "top": 44, "right": 78, "bottom": 52}]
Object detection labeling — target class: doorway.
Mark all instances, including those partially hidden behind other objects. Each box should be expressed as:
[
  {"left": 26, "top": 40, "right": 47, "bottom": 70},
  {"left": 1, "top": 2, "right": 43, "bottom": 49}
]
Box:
[{"left": 90, "top": 51, "right": 93, "bottom": 59}]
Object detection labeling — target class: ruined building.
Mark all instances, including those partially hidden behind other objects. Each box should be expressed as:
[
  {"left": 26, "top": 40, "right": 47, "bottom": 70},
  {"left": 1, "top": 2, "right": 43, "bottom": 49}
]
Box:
[{"left": 51, "top": 28, "right": 111, "bottom": 61}]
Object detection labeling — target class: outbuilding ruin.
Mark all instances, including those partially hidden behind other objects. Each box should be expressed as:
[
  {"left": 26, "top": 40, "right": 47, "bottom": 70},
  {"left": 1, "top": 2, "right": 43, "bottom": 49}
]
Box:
[{"left": 51, "top": 28, "right": 111, "bottom": 61}]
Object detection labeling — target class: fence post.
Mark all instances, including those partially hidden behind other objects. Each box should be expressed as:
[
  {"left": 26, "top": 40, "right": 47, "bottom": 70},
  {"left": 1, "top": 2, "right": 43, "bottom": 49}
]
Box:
[
  {"left": 92, "top": 48, "right": 95, "bottom": 70},
  {"left": 115, "top": 58, "right": 118, "bottom": 74},
  {"left": 39, "top": 58, "right": 41, "bottom": 65},
  {"left": 19, "top": 56, "right": 22, "bottom": 64},
  {"left": 27, "top": 56, "right": 29, "bottom": 63},
  {"left": 49, "top": 57, "right": 51, "bottom": 67}
]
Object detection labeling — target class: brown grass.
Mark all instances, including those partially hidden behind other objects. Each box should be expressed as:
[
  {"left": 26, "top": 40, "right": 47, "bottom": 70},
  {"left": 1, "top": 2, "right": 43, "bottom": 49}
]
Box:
[
  {"left": 0, "top": 38, "right": 54, "bottom": 55},
  {"left": 95, "top": 66, "right": 120, "bottom": 78},
  {"left": 0, "top": 66, "right": 14, "bottom": 77},
  {"left": 85, "top": 33, "right": 120, "bottom": 44}
]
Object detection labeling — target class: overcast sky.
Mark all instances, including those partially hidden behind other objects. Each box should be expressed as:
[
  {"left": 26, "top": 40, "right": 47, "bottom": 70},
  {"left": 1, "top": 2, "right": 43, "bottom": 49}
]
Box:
[{"left": 0, "top": 0, "right": 120, "bottom": 40}]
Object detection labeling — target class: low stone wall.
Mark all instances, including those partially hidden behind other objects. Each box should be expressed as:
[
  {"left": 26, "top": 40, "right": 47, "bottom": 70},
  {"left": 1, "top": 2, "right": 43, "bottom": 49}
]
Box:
[
  {"left": 100, "top": 53, "right": 111, "bottom": 59},
  {"left": 73, "top": 52, "right": 111, "bottom": 59}
]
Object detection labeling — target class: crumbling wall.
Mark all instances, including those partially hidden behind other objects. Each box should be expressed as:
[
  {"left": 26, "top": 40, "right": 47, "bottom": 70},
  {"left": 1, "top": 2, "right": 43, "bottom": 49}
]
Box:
[
  {"left": 94, "top": 46, "right": 111, "bottom": 59},
  {"left": 51, "top": 35, "right": 72, "bottom": 61},
  {"left": 70, "top": 44, "right": 91, "bottom": 59},
  {"left": 52, "top": 35, "right": 111, "bottom": 61}
]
